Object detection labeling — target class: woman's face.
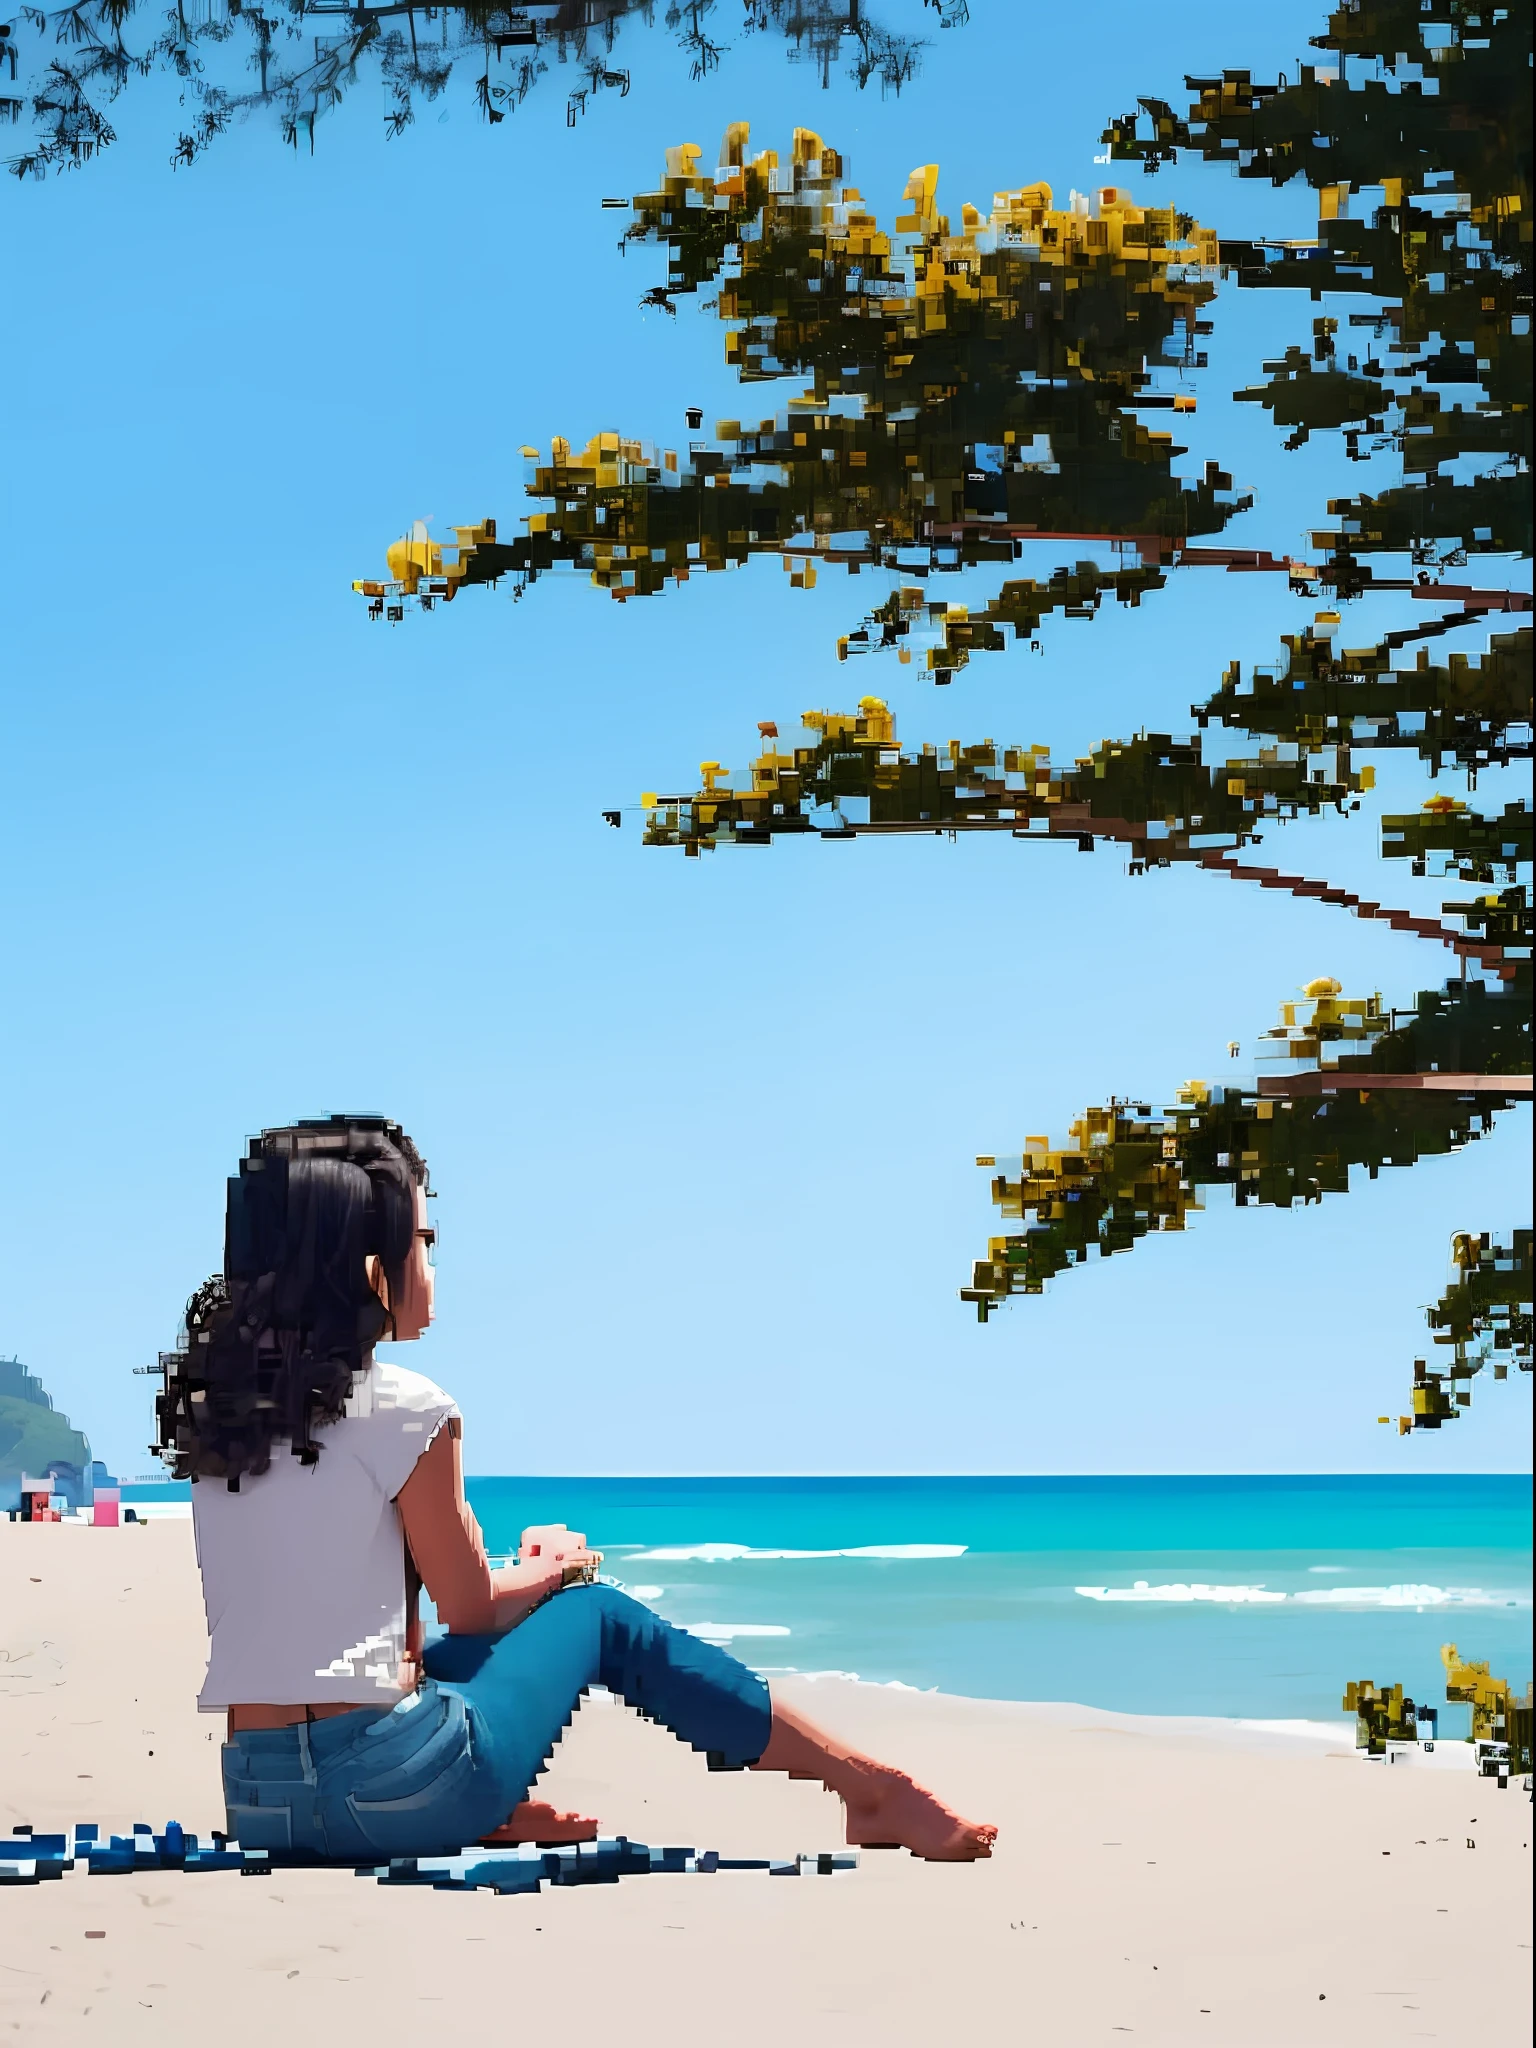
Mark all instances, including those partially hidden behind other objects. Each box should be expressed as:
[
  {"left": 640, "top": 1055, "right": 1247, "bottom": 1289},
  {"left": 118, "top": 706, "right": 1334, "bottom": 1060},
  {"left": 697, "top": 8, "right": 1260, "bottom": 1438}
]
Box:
[{"left": 370, "top": 1178, "right": 436, "bottom": 1343}]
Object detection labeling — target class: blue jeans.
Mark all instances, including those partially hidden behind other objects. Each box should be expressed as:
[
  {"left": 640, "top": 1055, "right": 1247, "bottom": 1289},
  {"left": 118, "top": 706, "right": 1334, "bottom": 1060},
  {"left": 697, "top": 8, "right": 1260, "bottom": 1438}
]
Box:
[{"left": 221, "top": 1586, "right": 773, "bottom": 1861}]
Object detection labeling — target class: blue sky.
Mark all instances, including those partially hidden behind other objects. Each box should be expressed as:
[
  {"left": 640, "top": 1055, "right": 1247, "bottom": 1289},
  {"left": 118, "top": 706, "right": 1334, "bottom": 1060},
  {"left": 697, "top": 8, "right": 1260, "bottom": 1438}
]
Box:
[{"left": 1, "top": 0, "right": 1529, "bottom": 1478}]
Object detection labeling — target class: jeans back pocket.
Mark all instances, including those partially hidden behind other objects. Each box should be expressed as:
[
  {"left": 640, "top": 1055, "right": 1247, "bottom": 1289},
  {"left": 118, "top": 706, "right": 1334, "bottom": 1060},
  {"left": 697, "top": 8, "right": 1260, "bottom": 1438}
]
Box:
[{"left": 339, "top": 1686, "right": 490, "bottom": 1854}]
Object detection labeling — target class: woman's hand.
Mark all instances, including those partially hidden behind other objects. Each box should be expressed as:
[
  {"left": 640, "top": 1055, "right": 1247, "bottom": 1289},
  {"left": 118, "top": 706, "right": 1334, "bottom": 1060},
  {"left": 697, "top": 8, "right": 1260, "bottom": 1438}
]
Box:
[
  {"left": 518, "top": 1523, "right": 588, "bottom": 1566},
  {"left": 519, "top": 1525, "right": 602, "bottom": 1588}
]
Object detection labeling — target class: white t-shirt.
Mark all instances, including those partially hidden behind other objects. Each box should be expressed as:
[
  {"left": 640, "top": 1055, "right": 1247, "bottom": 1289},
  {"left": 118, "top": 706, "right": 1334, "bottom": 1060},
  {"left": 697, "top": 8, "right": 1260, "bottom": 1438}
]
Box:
[{"left": 192, "top": 1362, "right": 459, "bottom": 1711}]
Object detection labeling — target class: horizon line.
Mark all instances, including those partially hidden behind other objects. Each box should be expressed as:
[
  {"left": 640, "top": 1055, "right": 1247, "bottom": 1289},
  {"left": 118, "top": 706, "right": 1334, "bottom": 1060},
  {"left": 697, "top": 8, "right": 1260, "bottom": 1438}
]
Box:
[{"left": 120, "top": 1468, "right": 1534, "bottom": 1484}]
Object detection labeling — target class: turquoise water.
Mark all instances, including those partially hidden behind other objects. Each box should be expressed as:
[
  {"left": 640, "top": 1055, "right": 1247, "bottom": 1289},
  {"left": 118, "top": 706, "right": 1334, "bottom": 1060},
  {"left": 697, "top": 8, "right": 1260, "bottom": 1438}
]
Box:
[
  {"left": 132, "top": 1474, "right": 1531, "bottom": 1723},
  {"left": 467, "top": 1475, "right": 1532, "bottom": 1724}
]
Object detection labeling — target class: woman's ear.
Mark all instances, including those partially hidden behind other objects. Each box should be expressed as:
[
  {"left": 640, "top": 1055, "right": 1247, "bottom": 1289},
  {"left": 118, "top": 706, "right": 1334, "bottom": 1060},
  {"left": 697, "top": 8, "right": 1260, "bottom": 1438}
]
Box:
[{"left": 364, "top": 1253, "right": 390, "bottom": 1311}]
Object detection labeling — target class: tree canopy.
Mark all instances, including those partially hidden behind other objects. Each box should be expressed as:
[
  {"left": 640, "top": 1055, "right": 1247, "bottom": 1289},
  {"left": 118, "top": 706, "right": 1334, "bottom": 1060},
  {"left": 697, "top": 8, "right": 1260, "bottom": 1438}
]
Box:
[
  {"left": 1, "top": 0, "right": 969, "bottom": 177},
  {"left": 348, "top": 4, "right": 1531, "bottom": 1433}
]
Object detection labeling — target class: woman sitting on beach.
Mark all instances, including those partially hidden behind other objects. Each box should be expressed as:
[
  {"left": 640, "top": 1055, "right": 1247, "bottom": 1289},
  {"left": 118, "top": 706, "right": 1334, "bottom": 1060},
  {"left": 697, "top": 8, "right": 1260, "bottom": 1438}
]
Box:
[{"left": 160, "top": 1116, "right": 996, "bottom": 1865}]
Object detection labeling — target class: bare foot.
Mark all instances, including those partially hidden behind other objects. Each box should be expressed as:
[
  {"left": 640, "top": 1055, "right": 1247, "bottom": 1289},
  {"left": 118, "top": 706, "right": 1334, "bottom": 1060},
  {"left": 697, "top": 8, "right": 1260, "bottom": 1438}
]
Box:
[
  {"left": 478, "top": 1800, "right": 599, "bottom": 1846},
  {"left": 840, "top": 1759, "right": 997, "bottom": 1862}
]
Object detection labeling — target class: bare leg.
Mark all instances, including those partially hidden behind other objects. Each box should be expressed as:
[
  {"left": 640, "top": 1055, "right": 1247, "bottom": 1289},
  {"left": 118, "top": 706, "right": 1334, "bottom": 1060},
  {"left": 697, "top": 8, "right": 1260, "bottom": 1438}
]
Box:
[
  {"left": 751, "top": 1697, "right": 997, "bottom": 1861},
  {"left": 478, "top": 1800, "right": 599, "bottom": 1846}
]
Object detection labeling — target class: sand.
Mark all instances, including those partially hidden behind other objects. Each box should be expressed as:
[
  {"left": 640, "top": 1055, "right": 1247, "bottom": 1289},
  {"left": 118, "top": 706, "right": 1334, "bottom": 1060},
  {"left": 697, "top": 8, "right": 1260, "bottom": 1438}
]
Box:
[{"left": 2, "top": 1519, "right": 1529, "bottom": 2045}]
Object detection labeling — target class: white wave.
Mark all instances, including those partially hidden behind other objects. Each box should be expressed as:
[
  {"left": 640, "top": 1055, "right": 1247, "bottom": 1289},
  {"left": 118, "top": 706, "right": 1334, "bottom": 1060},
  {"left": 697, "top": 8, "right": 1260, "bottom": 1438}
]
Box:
[
  {"left": 1075, "top": 1581, "right": 1287, "bottom": 1604},
  {"left": 1074, "top": 1580, "right": 1528, "bottom": 1610},
  {"left": 683, "top": 1622, "right": 792, "bottom": 1641},
  {"left": 841, "top": 1543, "right": 966, "bottom": 1559},
  {"left": 627, "top": 1544, "right": 756, "bottom": 1562},
  {"left": 1293, "top": 1583, "right": 1525, "bottom": 1609},
  {"left": 625, "top": 1584, "right": 665, "bottom": 1600},
  {"left": 1307, "top": 1565, "right": 1348, "bottom": 1574},
  {"left": 625, "top": 1542, "right": 967, "bottom": 1563}
]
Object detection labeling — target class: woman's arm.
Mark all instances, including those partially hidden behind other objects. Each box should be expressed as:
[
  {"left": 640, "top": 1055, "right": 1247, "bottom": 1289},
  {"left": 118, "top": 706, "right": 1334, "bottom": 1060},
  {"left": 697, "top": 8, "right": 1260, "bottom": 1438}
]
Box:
[{"left": 396, "top": 1420, "right": 587, "bottom": 1635}]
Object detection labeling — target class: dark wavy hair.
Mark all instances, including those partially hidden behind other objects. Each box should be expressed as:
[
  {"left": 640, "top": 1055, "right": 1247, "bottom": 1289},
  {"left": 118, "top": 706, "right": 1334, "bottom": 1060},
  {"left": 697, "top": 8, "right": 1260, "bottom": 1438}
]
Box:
[{"left": 154, "top": 1116, "right": 427, "bottom": 1488}]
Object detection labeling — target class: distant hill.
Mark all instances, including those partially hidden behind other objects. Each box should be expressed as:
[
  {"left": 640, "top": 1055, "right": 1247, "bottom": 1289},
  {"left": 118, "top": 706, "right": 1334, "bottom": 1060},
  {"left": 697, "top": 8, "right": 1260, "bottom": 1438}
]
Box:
[{"left": 0, "top": 1357, "right": 92, "bottom": 1490}]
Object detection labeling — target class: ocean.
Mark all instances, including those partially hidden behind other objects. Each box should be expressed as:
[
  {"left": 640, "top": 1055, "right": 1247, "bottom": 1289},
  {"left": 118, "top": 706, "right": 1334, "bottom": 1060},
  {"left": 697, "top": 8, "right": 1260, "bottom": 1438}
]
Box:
[
  {"left": 466, "top": 1474, "right": 1535, "bottom": 1724},
  {"left": 125, "top": 1473, "right": 1532, "bottom": 1726}
]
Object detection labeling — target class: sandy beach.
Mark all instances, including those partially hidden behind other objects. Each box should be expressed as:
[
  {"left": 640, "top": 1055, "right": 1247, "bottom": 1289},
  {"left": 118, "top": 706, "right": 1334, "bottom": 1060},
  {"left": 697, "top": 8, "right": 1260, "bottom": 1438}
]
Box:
[{"left": 2, "top": 1520, "right": 1529, "bottom": 2045}]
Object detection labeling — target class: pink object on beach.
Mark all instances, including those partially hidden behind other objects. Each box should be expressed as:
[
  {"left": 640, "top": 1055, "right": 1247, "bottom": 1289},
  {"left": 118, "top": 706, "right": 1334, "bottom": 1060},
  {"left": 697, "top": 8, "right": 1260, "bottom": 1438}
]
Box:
[{"left": 92, "top": 1498, "right": 120, "bottom": 1526}]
